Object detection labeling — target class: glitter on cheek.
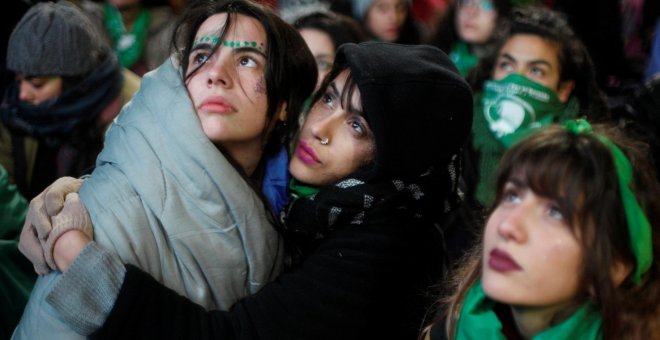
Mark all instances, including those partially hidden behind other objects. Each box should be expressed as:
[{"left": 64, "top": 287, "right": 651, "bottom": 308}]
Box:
[{"left": 254, "top": 76, "right": 266, "bottom": 94}]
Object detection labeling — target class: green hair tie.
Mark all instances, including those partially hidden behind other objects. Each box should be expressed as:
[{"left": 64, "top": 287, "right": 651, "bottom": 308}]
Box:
[{"left": 564, "top": 119, "right": 653, "bottom": 285}]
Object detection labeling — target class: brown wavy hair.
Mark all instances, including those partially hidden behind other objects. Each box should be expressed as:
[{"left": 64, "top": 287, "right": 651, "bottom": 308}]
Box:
[{"left": 423, "top": 123, "right": 660, "bottom": 339}]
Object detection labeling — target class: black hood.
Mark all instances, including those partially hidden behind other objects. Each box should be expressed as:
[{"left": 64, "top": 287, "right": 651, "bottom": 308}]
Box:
[{"left": 334, "top": 42, "right": 473, "bottom": 181}]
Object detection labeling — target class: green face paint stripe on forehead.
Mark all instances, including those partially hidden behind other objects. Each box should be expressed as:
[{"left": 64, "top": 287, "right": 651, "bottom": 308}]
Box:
[{"left": 192, "top": 36, "right": 265, "bottom": 50}]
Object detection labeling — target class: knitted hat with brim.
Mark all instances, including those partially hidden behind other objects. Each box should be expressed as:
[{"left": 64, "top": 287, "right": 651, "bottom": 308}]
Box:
[
  {"left": 7, "top": 1, "right": 107, "bottom": 77},
  {"left": 335, "top": 42, "right": 473, "bottom": 180}
]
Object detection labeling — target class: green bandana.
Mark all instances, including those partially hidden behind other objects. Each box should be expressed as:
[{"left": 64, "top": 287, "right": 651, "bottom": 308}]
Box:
[
  {"left": 482, "top": 73, "right": 578, "bottom": 148},
  {"left": 104, "top": 3, "right": 150, "bottom": 68},
  {"left": 564, "top": 119, "right": 653, "bottom": 284},
  {"left": 449, "top": 41, "right": 479, "bottom": 77},
  {"left": 456, "top": 280, "right": 602, "bottom": 339},
  {"left": 289, "top": 178, "right": 319, "bottom": 199}
]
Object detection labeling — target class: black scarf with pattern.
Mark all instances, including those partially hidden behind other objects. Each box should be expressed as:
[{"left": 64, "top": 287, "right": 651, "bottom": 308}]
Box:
[{"left": 281, "top": 154, "right": 463, "bottom": 258}]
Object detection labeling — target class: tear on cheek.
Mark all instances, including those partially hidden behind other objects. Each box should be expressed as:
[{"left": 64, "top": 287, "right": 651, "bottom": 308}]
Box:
[{"left": 254, "top": 76, "right": 266, "bottom": 94}]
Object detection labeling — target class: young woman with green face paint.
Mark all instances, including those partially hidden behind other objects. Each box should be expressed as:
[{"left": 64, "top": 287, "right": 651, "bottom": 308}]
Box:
[
  {"left": 424, "top": 121, "right": 660, "bottom": 339},
  {"left": 17, "top": 41, "right": 474, "bottom": 339},
  {"left": 12, "top": 1, "right": 317, "bottom": 339},
  {"left": 465, "top": 6, "right": 610, "bottom": 207}
]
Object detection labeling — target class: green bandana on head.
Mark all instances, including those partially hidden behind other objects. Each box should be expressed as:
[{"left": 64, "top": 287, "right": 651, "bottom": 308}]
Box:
[
  {"left": 564, "top": 119, "right": 653, "bottom": 284},
  {"left": 456, "top": 280, "right": 602, "bottom": 339},
  {"left": 482, "top": 73, "right": 578, "bottom": 148}
]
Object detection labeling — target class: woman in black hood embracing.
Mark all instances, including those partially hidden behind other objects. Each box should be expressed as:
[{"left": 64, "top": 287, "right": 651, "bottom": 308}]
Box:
[{"left": 19, "top": 41, "right": 473, "bottom": 339}]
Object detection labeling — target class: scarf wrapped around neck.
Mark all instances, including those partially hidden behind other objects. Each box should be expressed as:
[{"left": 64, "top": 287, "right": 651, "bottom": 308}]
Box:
[
  {"left": 0, "top": 54, "right": 122, "bottom": 144},
  {"left": 281, "top": 154, "right": 464, "bottom": 241}
]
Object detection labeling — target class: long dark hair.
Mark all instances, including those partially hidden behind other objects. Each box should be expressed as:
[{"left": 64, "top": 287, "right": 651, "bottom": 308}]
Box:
[
  {"left": 424, "top": 124, "right": 660, "bottom": 339},
  {"left": 171, "top": 0, "right": 317, "bottom": 160},
  {"left": 293, "top": 10, "right": 367, "bottom": 48},
  {"left": 167, "top": 0, "right": 316, "bottom": 224}
]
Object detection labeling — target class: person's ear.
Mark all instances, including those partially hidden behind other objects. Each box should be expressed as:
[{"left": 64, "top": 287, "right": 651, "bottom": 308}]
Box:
[
  {"left": 611, "top": 259, "right": 634, "bottom": 287},
  {"left": 277, "top": 102, "right": 288, "bottom": 122},
  {"left": 557, "top": 80, "right": 575, "bottom": 103},
  {"left": 587, "top": 259, "right": 634, "bottom": 296}
]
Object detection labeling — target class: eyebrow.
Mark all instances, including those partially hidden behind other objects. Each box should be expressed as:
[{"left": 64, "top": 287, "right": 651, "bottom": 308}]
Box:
[
  {"left": 500, "top": 53, "right": 553, "bottom": 69},
  {"left": 329, "top": 82, "right": 340, "bottom": 98},
  {"left": 233, "top": 46, "right": 267, "bottom": 58},
  {"left": 190, "top": 42, "right": 213, "bottom": 55},
  {"left": 506, "top": 177, "right": 527, "bottom": 189}
]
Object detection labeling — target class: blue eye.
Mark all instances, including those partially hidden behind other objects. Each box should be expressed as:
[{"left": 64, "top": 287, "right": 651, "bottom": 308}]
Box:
[
  {"left": 317, "top": 61, "right": 331, "bottom": 71},
  {"left": 480, "top": 0, "right": 493, "bottom": 11},
  {"left": 192, "top": 52, "right": 209, "bottom": 65},
  {"left": 548, "top": 205, "right": 564, "bottom": 220},
  {"left": 503, "top": 188, "right": 521, "bottom": 203},
  {"left": 497, "top": 60, "right": 514, "bottom": 73},
  {"left": 529, "top": 67, "right": 546, "bottom": 78},
  {"left": 350, "top": 120, "right": 364, "bottom": 133}
]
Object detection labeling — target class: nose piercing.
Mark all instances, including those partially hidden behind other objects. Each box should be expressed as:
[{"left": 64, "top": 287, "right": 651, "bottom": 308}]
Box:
[{"left": 320, "top": 137, "right": 329, "bottom": 145}]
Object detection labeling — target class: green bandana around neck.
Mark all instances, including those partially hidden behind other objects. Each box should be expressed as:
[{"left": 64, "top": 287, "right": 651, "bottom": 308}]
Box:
[
  {"left": 482, "top": 73, "right": 578, "bottom": 148},
  {"left": 564, "top": 119, "right": 653, "bottom": 284},
  {"left": 289, "top": 178, "right": 319, "bottom": 199},
  {"left": 449, "top": 41, "right": 479, "bottom": 77},
  {"left": 104, "top": 3, "right": 150, "bottom": 68},
  {"left": 456, "top": 280, "right": 602, "bottom": 340}
]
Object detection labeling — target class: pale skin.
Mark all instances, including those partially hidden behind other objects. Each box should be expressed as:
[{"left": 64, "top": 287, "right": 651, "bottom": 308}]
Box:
[
  {"left": 299, "top": 28, "right": 336, "bottom": 89},
  {"left": 289, "top": 69, "right": 375, "bottom": 186},
  {"left": 186, "top": 13, "right": 286, "bottom": 176},
  {"left": 481, "top": 179, "right": 582, "bottom": 338},
  {"left": 54, "top": 69, "right": 377, "bottom": 271},
  {"left": 456, "top": 0, "right": 497, "bottom": 45},
  {"left": 365, "top": 0, "right": 407, "bottom": 42},
  {"left": 52, "top": 13, "right": 289, "bottom": 269},
  {"left": 492, "top": 34, "right": 575, "bottom": 103},
  {"left": 481, "top": 178, "right": 632, "bottom": 338},
  {"left": 16, "top": 75, "right": 63, "bottom": 105}
]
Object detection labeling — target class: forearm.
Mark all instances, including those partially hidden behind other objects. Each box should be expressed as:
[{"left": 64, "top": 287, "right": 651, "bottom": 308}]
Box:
[
  {"left": 91, "top": 264, "right": 248, "bottom": 339},
  {"left": 46, "top": 241, "right": 126, "bottom": 335},
  {"left": 90, "top": 226, "right": 406, "bottom": 340}
]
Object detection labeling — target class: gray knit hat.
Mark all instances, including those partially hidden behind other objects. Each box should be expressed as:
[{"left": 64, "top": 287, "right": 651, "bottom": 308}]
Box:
[{"left": 7, "top": 1, "right": 107, "bottom": 77}]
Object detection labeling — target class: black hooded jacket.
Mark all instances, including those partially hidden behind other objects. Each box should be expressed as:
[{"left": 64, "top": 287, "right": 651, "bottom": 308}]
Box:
[{"left": 91, "top": 42, "right": 473, "bottom": 340}]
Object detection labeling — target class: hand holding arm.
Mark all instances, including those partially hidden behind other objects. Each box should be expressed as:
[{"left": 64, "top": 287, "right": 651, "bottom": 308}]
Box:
[
  {"left": 18, "top": 177, "right": 89, "bottom": 274},
  {"left": 46, "top": 193, "right": 93, "bottom": 271}
]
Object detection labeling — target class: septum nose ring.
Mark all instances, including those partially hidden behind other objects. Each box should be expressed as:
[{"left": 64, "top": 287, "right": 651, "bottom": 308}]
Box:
[{"left": 320, "top": 137, "right": 329, "bottom": 145}]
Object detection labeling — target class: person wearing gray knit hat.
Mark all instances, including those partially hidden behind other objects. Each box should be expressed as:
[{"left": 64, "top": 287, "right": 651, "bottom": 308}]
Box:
[
  {"left": 0, "top": 1, "right": 140, "bottom": 200},
  {"left": 349, "top": 0, "right": 421, "bottom": 44},
  {"left": 7, "top": 1, "right": 108, "bottom": 78}
]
